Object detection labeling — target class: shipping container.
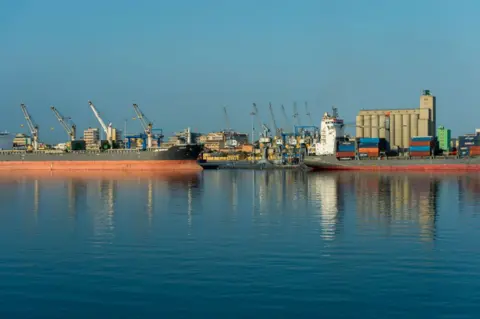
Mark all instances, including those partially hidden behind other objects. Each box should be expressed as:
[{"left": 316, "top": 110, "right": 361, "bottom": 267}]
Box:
[
  {"left": 358, "top": 137, "right": 380, "bottom": 143},
  {"left": 358, "top": 142, "right": 378, "bottom": 148},
  {"left": 411, "top": 136, "right": 433, "bottom": 142},
  {"left": 336, "top": 151, "right": 355, "bottom": 158},
  {"left": 410, "top": 141, "right": 432, "bottom": 147},
  {"left": 409, "top": 151, "right": 431, "bottom": 157},
  {"left": 358, "top": 153, "right": 369, "bottom": 158},
  {"left": 470, "top": 146, "right": 480, "bottom": 156},
  {"left": 409, "top": 145, "right": 431, "bottom": 152}
]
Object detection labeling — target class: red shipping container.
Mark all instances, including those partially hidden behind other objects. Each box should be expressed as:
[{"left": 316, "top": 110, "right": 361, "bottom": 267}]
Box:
[
  {"left": 409, "top": 151, "right": 431, "bottom": 157},
  {"left": 410, "top": 141, "right": 432, "bottom": 147},
  {"left": 470, "top": 146, "right": 480, "bottom": 156},
  {"left": 336, "top": 151, "right": 355, "bottom": 157},
  {"left": 358, "top": 147, "right": 379, "bottom": 152}
]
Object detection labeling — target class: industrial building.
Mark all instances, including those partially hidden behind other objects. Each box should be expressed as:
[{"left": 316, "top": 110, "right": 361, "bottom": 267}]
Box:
[
  {"left": 198, "top": 131, "right": 249, "bottom": 151},
  {"left": 83, "top": 128, "right": 100, "bottom": 146},
  {"left": 355, "top": 90, "right": 436, "bottom": 150},
  {"left": 437, "top": 126, "right": 451, "bottom": 152}
]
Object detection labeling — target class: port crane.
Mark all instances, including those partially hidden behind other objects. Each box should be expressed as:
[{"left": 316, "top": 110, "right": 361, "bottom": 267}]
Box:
[
  {"left": 252, "top": 103, "right": 265, "bottom": 138},
  {"left": 223, "top": 106, "right": 237, "bottom": 148},
  {"left": 20, "top": 104, "right": 39, "bottom": 151},
  {"left": 50, "top": 106, "right": 76, "bottom": 141},
  {"left": 293, "top": 102, "right": 301, "bottom": 127},
  {"left": 132, "top": 104, "right": 154, "bottom": 148},
  {"left": 305, "top": 101, "right": 314, "bottom": 126},
  {"left": 281, "top": 104, "right": 291, "bottom": 133},
  {"left": 88, "top": 100, "right": 112, "bottom": 147},
  {"left": 268, "top": 102, "right": 280, "bottom": 137}
]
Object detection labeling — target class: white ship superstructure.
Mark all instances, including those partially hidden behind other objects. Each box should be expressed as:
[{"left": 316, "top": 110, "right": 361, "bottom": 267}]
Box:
[{"left": 315, "top": 108, "right": 345, "bottom": 156}]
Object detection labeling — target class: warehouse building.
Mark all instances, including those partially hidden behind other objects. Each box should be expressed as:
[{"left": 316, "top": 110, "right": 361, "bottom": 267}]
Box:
[{"left": 355, "top": 90, "right": 436, "bottom": 150}]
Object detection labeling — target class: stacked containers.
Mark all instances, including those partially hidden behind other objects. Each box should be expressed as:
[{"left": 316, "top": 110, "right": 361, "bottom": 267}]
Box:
[
  {"left": 357, "top": 137, "right": 388, "bottom": 158},
  {"left": 409, "top": 136, "right": 433, "bottom": 157},
  {"left": 459, "top": 135, "right": 480, "bottom": 157},
  {"left": 336, "top": 140, "right": 356, "bottom": 158}
]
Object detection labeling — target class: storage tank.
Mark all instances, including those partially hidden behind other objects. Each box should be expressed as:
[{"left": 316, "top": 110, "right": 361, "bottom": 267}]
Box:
[
  {"left": 356, "top": 115, "right": 364, "bottom": 137},
  {"left": 379, "top": 115, "right": 386, "bottom": 138},
  {"left": 394, "top": 114, "right": 402, "bottom": 148},
  {"left": 402, "top": 114, "right": 410, "bottom": 149},
  {"left": 410, "top": 114, "right": 418, "bottom": 138},
  {"left": 371, "top": 115, "right": 379, "bottom": 138}
]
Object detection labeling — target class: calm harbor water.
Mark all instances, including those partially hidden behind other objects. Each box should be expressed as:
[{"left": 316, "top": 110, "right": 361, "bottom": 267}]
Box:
[{"left": 0, "top": 170, "right": 479, "bottom": 318}]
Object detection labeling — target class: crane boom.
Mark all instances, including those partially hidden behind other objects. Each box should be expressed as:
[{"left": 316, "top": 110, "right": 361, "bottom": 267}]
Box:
[
  {"left": 293, "top": 102, "right": 301, "bottom": 126},
  {"left": 88, "top": 100, "right": 112, "bottom": 145},
  {"left": 281, "top": 104, "right": 290, "bottom": 131},
  {"left": 252, "top": 103, "right": 263, "bottom": 132},
  {"left": 50, "top": 106, "right": 76, "bottom": 141},
  {"left": 132, "top": 103, "right": 153, "bottom": 148},
  {"left": 20, "top": 104, "right": 39, "bottom": 151},
  {"left": 268, "top": 102, "right": 279, "bottom": 136},
  {"left": 305, "top": 101, "right": 313, "bottom": 126},
  {"left": 223, "top": 106, "right": 231, "bottom": 131}
]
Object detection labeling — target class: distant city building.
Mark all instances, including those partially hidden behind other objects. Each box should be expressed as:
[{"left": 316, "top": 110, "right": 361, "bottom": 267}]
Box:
[
  {"left": 83, "top": 128, "right": 100, "bottom": 146},
  {"left": 437, "top": 125, "right": 451, "bottom": 152},
  {"left": 356, "top": 90, "right": 436, "bottom": 150}
]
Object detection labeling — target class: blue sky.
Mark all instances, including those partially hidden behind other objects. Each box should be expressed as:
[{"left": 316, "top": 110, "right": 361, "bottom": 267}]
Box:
[{"left": 1, "top": 0, "right": 479, "bottom": 142}]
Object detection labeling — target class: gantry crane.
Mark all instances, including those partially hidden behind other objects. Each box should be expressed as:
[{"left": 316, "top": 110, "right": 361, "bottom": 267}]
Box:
[
  {"left": 88, "top": 100, "right": 112, "bottom": 147},
  {"left": 50, "top": 106, "right": 76, "bottom": 141},
  {"left": 20, "top": 104, "right": 39, "bottom": 151},
  {"left": 132, "top": 103, "right": 154, "bottom": 148}
]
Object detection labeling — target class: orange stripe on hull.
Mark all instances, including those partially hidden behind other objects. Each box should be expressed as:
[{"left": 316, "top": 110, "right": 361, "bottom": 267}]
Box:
[
  {"left": 312, "top": 164, "right": 480, "bottom": 171},
  {"left": 0, "top": 160, "right": 202, "bottom": 171}
]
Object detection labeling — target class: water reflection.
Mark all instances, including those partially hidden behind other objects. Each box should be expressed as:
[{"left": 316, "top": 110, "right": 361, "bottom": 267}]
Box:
[{"left": 0, "top": 170, "right": 479, "bottom": 243}]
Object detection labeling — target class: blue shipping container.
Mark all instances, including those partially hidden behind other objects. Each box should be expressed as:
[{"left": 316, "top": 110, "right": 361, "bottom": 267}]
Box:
[
  {"left": 338, "top": 144, "right": 355, "bottom": 149},
  {"left": 337, "top": 146, "right": 355, "bottom": 152},
  {"left": 358, "top": 142, "right": 379, "bottom": 148},
  {"left": 411, "top": 136, "right": 433, "bottom": 142},
  {"left": 409, "top": 146, "right": 431, "bottom": 152},
  {"left": 358, "top": 137, "right": 380, "bottom": 143}
]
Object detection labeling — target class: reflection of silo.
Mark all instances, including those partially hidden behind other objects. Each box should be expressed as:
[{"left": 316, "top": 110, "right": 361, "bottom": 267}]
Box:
[
  {"left": 410, "top": 114, "right": 418, "bottom": 138},
  {"left": 402, "top": 114, "right": 410, "bottom": 149},
  {"left": 371, "top": 115, "right": 379, "bottom": 138},
  {"left": 394, "top": 114, "right": 402, "bottom": 147},
  {"left": 390, "top": 115, "right": 395, "bottom": 145},
  {"left": 379, "top": 115, "right": 386, "bottom": 138},
  {"left": 356, "top": 115, "right": 364, "bottom": 137}
]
